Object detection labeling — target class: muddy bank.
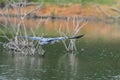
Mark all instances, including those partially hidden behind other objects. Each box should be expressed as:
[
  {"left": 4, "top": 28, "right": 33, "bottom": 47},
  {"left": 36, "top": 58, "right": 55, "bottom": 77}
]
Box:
[
  {"left": 0, "top": 4, "right": 118, "bottom": 24},
  {"left": 0, "top": 4, "right": 120, "bottom": 39},
  {"left": 0, "top": 4, "right": 116, "bottom": 17}
]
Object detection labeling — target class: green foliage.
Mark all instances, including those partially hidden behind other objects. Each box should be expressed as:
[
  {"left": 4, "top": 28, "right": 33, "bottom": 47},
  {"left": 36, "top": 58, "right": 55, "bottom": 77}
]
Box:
[
  {"left": 0, "top": 0, "right": 5, "bottom": 3},
  {"left": 26, "top": 0, "right": 115, "bottom": 5}
]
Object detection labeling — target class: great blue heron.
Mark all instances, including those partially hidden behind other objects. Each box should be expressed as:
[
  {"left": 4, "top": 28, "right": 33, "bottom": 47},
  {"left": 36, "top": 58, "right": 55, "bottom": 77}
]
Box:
[{"left": 19, "top": 34, "right": 84, "bottom": 45}]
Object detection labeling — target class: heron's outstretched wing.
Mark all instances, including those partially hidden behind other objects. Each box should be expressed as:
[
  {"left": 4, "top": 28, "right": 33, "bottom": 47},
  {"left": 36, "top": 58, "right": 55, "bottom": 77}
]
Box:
[
  {"left": 19, "top": 36, "right": 43, "bottom": 40},
  {"left": 19, "top": 36, "right": 65, "bottom": 41},
  {"left": 38, "top": 34, "right": 85, "bottom": 45},
  {"left": 19, "top": 34, "right": 85, "bottom": 45},
  {"left": 40, "top": 34, "right": 85, "bottom": 42},
  {"left": 19, "top": 34, "right": 84, "bottom": 41}
]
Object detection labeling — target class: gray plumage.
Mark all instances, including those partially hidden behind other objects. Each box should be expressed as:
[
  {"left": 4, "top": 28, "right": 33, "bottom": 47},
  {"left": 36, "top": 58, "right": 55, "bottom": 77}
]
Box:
[{"left": 19, "top": 34, "right": 84, "bottom": 45}]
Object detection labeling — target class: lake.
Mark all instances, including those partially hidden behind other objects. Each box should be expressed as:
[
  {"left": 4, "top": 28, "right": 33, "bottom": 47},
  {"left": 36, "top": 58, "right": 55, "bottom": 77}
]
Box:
[
  {"left": 0, "top": 40, "right": 120, "bottom": 80},
  {"left": 0, "top": 11, "right": 120, "bottom": 80}
]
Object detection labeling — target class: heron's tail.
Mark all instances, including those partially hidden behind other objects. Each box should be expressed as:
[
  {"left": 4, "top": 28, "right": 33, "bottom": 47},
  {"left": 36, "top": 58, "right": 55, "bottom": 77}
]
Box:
[{"left": 68, "top": 34, "right": 85, "bottom": 39}]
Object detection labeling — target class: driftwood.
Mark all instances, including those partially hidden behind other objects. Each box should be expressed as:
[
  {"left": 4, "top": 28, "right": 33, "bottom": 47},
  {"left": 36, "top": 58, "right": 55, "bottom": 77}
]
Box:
[
  {"left": 0, "top": 2, "right": 5, "bottom": 8},
  {"left": 0, "top": 2, "right": 40, "bottom": 9},
  {"left": 110, "top": 7, "right": 120, "bottom": 13},
  {"left": 0, "top": 13, "right": 103, "bottom": 22}
]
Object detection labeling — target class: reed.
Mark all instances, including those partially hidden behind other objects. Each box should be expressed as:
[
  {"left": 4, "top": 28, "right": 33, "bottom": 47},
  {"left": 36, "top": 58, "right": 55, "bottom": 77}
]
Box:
[
  {"left": 0, "top": 0, "right": 45, "bottom": 56},
  {"left": 58, "top": 16, "right": 87, "bottom": 52}
]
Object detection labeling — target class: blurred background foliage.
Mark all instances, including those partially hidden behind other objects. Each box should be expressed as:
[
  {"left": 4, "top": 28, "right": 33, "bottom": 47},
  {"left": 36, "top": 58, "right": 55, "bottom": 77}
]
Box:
[{"left": 0, "top": 0, "right": 117, "bottom": 5}]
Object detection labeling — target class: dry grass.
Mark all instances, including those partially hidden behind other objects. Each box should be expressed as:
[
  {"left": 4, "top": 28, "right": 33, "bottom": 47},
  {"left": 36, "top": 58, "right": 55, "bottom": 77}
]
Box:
[{"left": 0, "top": 0, "right": 45, "bottom": 56}]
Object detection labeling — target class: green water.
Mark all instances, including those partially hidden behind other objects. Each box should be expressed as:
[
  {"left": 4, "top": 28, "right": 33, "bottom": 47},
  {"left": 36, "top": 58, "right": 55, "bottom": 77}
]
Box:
[{"left": 0, "top": 40, "right": 120, "bottom": 80}]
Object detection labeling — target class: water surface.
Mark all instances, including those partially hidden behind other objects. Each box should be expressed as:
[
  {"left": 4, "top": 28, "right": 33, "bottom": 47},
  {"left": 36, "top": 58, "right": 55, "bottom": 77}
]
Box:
[
  {"left": 0, "top": 41, "right": 120, "bottom": 80},
  {"left": 0, "top": 9, "right": 120, "bottom": 80}
]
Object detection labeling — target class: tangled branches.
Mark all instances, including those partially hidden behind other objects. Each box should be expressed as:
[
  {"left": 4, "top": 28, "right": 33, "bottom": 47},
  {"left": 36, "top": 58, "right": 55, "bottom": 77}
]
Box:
[{"left": 3, "top": 37, "right": 45, "bottom": 56}]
